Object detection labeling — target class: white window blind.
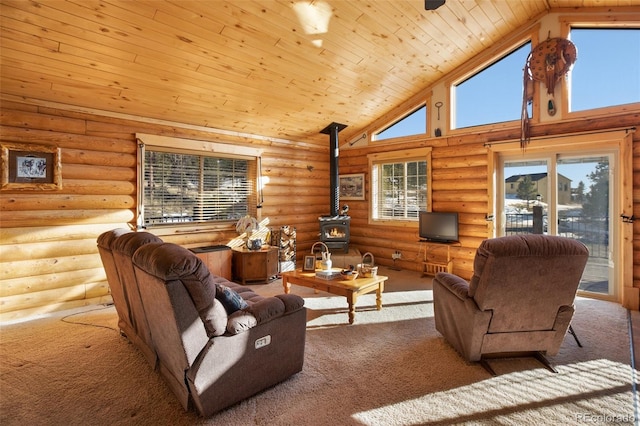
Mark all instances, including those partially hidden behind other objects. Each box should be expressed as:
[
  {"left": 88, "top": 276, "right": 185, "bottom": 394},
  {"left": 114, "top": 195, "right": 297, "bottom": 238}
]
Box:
[
  {"left": 371, "top": 156, "right": 428, "bottom": 221},
  {"left": 142, "top": 149, "right": 257, "bottom": 227}
]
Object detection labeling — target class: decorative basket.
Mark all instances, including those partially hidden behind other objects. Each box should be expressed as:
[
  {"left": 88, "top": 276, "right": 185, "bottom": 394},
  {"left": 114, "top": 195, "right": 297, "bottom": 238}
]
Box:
[
  {"left": 358, "top": 252, "right": 378, "bottom": 278},
  {"left": 311, "top": 241, "right": 330, "bottom": 270},
  {"left": 340, "top": 271, "right": 359, "bottom": 281}
]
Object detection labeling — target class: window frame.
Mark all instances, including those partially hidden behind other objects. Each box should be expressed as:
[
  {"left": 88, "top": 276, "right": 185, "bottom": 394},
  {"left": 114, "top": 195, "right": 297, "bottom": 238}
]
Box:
[
  {"left": 446, "top": 26, "right": 539, "bottom": 135},
  {"left": 367, "top": 148, "right": 432, "bottom": 227},
  {"left": 372, "top": 103, "right": 428, "bottom": 142},
  {"left": 560, "top": 15, "right": 640, "bottom": 119},
  {"left": 135, "top": 133, "right": 263, "bottom": 234}
]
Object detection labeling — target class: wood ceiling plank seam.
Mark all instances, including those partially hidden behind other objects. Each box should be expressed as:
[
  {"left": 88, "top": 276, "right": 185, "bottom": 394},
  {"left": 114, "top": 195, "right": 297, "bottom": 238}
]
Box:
[
  {"left": 310, "top": 3, "right": 395, "bottom": 64},
  {"left": 314, "top": 46, "right": 411, "bottom": 89},
  {"left": 30, "top": 0, "right": 263, "bottom": 76},
  {"left": 192, "top": 0, "right": 313, "bottom": 41},
  {"left": 523, "top": 0, "right": 550, "bottom": 16},
  {"left": 218, "top": 24, "right": 371, "bottom": 84},
  {"left": 183, "top": 0, "right": 325, "bottom": 59},
  {"left": 506, "top": 1, "right": 533, "bottom": 24},
  {"left": 182, "top": 2, "right": 340, "bottom": 67},
  {"left": 458, "top": 2, "right": 504, "bottom": 46},
  {"left": 0, "top": 8, "right": 138, "bottom": 64},
  {"left": 59, "top": 42, "right": 187, "bottom": 75},
  {"left": 389, "top": 26, "right": 453, "bottom": 78},
  {"left": 443, "top": 1, "right": 500, "bottom": 49},
  {"left": 376, "top": 2, "right": 460, "bottom": 59},
  {"left": 0, "top": 2, "right": 199, "bottom": 68},
  {"left": 148, "top": 8, "right": 358, "bottom": 91},
  {"left": 0, "top": 24, "right": 61, "bottom": 52},
  {"left": 388, "top": 23, "right": 452, "bottom": 68},
  {"left": 269, "top": 37, "right": 375, "bottom": 87},
  {"left": 479, "top": 1, "right": 508, "bottom": 25},
  {"left": 390, "top": 1, "right": 465, "bottom": 59},
  {"left": 1, "top": 75, "right": 53, "bottom": 93},
  {"left": 328, "top": 13, "right": 428, "bottom": 71},
  {"left": 0, "top": 43, "right": 230, "bottom": 103},
  {"left": 137, "top": 0, "right": 226, "bottom": 34},
  {"left": 423, "top": 7, "right": 480, "bottom": 56},
  {"left": 90, "top": 0, "right": 159, "bottom": 20},
  {"left": 496, "top": 0, "right": 521, "bottom": 32},
  {"left": 1, "top": 83, "right": 123, "bottom": 111},
  {"left": 0, "top": 19, "right": 293, "bottom": 103},
  {"left": 0, "top": 47, "right": 125, "bottom": 95}
]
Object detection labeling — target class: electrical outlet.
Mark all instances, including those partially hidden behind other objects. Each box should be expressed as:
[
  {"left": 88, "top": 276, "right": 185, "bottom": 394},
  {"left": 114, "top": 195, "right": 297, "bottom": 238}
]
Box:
[{"left": 392, "top": 250, "right": 402, "bottom": 260}]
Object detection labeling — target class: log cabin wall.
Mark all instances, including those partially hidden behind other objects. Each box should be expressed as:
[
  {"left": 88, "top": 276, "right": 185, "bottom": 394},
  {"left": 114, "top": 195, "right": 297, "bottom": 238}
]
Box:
[
  {"left": 339, "top": 111, "right": 640, "bottom": 293},
  {"left": 0, "top": 100, "right": 330, "bottom": 322},
  {"left": 1, "top": 101, "right": 639, "bottom": 321}
]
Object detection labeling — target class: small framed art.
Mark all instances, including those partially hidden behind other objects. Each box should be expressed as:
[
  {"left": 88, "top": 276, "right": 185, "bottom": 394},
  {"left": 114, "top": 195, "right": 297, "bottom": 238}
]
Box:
[
  {"left": 303, "top": 255, "right": 316, "bottom": 271},
  {"left": 338, "top": 173, "right": 365, "bottom": 200},
  {"left": 1, "top": 143, "right": 62, "bottom": 191}
]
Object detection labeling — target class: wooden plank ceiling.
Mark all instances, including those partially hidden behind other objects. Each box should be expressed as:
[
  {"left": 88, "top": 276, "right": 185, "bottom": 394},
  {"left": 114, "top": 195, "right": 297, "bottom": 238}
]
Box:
[{"left": 0, "top": 0, "right": 632, "bottom": 145}]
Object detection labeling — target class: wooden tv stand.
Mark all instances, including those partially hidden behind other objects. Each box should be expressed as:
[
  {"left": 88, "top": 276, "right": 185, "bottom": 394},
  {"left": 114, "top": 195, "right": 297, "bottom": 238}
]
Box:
[{"left": 419, "top": 240, "right": 460, "bottom": 277}]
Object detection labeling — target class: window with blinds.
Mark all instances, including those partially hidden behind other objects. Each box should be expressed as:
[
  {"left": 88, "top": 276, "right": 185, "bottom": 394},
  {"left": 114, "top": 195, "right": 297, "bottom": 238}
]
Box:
[
  {"left": 369, "top": 148, "right": 431, "bottom": 223},
  {"left": 142, "top": 149, "right": 257, "bottom": 227}
]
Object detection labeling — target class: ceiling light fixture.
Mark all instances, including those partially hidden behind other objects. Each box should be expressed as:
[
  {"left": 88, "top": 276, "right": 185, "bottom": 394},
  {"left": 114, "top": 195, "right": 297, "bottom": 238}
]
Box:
[{"left": 424, "top": 0, "right": 445, "bottom": 10}]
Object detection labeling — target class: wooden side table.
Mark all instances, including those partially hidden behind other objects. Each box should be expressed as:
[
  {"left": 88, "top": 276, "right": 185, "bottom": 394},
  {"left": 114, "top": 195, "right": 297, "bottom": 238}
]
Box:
[
  {"left": 419, "top": 241, "right": 459, "bottom": 277},
  {"left": 232, "top": 246, "right": 279, "bottom": 284},
  {"left": 190, "top": 245, "right": 232, "bottom": 280}
]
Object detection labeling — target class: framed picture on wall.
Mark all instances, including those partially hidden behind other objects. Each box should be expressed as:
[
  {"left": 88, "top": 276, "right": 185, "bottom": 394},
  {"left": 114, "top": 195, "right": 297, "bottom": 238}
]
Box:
[
  {"left": 338, "top": 173, "right": 365, "bottom": 200},
  {"left": 1, "top": 143, "right": 62, "bottom": 191}
]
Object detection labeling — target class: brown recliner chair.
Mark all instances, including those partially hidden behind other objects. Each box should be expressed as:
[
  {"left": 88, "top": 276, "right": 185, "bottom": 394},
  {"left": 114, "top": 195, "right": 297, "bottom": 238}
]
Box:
[{"left": 433, "top": 234, "right": 589, "bottom": 374}]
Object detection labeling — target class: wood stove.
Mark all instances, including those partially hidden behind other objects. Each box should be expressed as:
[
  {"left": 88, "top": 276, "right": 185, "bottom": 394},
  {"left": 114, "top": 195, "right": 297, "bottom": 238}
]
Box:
[
  {"left": 319, "top": 216, "right": 350, "bottom": 252},
  {"left": 319, "top": 122, "right": 350, "bottom": 253}
]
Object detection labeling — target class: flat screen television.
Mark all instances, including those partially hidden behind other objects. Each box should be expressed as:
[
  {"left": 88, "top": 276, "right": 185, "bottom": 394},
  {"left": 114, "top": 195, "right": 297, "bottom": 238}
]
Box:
[{"left": 418, "top": 211, "right": 459, "bottom": 243}]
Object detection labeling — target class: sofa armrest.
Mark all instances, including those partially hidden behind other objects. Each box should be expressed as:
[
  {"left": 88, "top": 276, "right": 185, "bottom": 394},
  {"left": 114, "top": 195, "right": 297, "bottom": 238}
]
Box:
[
  {"left": 275, "top": 294, "right": 305, "bottom": 313},
  {"left": 434, "top": 272, "right": 471, "bottom": 301},
  {"left": 226, "top": 294, "right": 305, "bottom": 335},
  {"left": 248, "top": 297, "right": 285, "bottom": 323}
]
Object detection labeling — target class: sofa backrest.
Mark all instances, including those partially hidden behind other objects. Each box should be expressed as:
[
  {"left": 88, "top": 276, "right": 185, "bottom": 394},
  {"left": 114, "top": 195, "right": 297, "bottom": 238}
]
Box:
[
  {"left": 468, "top": 234, "right": 589, "bottom": 333},
  {"left": 97, "top": 228, "right": 133, "bottom": 332},
  {"left": 111, "top": 232, "right": 163, "bottom": 354},
  {"left": 132, "top": 242, "right": 213, "bottom": 377}
]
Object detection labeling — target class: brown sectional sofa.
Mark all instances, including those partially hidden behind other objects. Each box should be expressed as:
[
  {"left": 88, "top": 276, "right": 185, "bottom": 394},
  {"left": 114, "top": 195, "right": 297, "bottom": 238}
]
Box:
[{"left": 97, "top": 229, "right": 306, "bottom": 417}]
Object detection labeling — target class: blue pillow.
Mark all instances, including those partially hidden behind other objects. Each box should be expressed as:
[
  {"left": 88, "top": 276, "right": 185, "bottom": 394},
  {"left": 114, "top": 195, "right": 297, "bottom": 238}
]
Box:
[{"left": 215, "top": 284, "right": 249, "bottom": 314}]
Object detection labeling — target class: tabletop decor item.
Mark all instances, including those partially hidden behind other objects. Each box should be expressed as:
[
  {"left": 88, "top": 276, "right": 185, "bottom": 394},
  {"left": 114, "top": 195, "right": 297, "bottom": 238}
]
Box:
[
  {"left": 235, "top": 215, "right": 262, "bottom": 249},
  {"left": 311, "top": 241, "right": 331, "bottom": 270}
]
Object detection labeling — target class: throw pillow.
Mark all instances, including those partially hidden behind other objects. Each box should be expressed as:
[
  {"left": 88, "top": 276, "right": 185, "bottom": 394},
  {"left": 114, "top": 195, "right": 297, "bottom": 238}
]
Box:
[{"left": 215, "top": 284, "right": 249, "bottom": 314}]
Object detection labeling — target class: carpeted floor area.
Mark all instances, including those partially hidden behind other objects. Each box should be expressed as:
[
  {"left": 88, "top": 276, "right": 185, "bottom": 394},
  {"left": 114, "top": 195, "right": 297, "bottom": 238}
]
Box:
[{"left": 1, "top": 266, "right": 638, "bottom": 425}]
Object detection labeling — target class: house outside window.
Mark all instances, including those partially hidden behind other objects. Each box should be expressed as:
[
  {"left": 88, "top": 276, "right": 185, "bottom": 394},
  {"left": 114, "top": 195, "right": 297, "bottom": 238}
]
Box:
[{"left": 368, "top": 148, "right": 432, "bottom": 224}]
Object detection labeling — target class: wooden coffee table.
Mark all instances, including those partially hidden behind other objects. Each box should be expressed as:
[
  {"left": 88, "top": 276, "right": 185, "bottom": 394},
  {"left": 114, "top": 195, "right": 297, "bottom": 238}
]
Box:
[{"left": 281, "top": 269, "right": 388, "bottom": 324}]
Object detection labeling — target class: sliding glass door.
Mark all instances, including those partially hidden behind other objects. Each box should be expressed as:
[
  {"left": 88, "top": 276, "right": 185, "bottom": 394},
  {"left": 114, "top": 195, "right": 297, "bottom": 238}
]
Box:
[{"left": 498, "top": 152, "right": 615, "bottom": 299}]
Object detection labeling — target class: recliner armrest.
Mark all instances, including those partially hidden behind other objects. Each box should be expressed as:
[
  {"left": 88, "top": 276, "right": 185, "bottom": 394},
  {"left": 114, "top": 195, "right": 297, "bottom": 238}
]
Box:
[{"left": 434, "top": 272, "right": 471, "bottom": 301}]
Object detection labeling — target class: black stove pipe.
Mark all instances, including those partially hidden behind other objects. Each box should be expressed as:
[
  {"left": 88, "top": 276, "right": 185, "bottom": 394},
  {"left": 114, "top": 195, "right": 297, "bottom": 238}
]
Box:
[{"left": 320, "top": 122, "right": 347, "bottom": 217}]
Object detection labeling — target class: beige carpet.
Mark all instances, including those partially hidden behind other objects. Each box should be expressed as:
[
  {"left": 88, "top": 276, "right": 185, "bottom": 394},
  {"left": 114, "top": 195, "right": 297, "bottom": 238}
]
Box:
[{"left": 1, "top": 267, "right": 637, "bottom": 425}]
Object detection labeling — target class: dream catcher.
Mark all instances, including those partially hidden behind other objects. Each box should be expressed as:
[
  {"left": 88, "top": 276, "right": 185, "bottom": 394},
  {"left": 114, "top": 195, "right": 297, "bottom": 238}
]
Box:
[{"left": 521, "top": 36, "right": 577, "bottom": 148}]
